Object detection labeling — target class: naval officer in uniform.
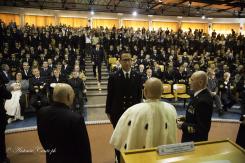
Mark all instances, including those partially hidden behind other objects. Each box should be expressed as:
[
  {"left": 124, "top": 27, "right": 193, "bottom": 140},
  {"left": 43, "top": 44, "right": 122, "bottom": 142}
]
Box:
[
  {"left": 106, "top": 53, "right": 142, "bottom": 163},
  {"left": 177, "top": 71, "right": 213, "bottom": 142},
  {"left": 106, "top": 53, "right": 142, "bottom": 128}
]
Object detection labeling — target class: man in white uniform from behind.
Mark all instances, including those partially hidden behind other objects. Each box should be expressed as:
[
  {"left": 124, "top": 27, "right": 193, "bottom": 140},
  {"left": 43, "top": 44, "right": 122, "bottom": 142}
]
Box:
[{"left": 110, "top": 77, "right": 177, "bottom": 152}]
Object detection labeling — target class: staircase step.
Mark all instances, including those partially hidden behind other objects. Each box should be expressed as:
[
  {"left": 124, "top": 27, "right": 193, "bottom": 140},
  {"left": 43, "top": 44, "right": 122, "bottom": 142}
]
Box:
[
  {"left": 87, "top": 86, "right": 107, "bottom": 90},
  {"left": 85, "top": 81, "right": 108, "bottom": 85},
  {"left": 85, "top": 72, "right": 108, "bottom": 76},
  {"left": 85, "top": 69, "right": 108, "bottom": 73},
  {"left": 86, "top": 92, "right": 107, "bottom": 96},
  {"left": 86, "top": 76, "right": 108, "bottom": 80},
  {"left": 86, "top": 95, "right": 107, "bottom": 105},
  {"left": 85, "top": 104, "right": 106, "bottom": 108}
]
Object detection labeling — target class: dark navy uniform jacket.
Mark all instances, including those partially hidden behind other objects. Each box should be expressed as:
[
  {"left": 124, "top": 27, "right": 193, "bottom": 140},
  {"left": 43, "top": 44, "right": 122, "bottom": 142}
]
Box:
[
  {"left": 181, "top": 88, "right": 213, "bottom": 142},
  {"left": 106, "top": 69, "right": 142, "bottom": 127}
]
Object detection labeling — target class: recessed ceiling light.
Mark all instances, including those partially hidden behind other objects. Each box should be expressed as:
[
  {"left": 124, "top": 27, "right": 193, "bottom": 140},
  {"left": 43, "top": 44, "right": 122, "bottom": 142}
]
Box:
[
  {"left": 90, "top": 10, "right": 95, "bottom": 15},
  {"left": 201, "top": 15, "right": 206, "bottom": 19},
  {"left": 132, "top": 11, "right": 137, "bottom": 16},
  {"left": 177, "top": 16, "right": 183, "bottom": 19}
]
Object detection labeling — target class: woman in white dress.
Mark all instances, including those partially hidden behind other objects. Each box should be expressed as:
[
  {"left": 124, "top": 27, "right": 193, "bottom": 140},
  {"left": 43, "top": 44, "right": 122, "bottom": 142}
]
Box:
[{"left": 5, "top": 72, "right": 27, "bottom": 123}]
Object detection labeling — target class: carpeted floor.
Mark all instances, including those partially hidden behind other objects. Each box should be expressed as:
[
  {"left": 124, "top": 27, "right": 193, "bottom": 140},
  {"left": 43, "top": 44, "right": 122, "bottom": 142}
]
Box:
[
  {"left": 6, "top": 102, "right": 241, "bottom": 130},
  {"left": 6, "top": 121, "right": 240, "bottom": 163}
]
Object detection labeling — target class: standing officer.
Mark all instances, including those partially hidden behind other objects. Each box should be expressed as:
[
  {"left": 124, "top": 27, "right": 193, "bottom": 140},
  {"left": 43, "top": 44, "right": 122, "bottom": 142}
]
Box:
[
  {"left": 91, "top": 43, "right": 105, "bottom": 83},
  {"left": 106, "top": 53, "right": 142, "bottom": 162},
  {"left": 177, "top": 71, "right": 213, "bottom": 142},
  {"left": 0, "top": 71, "right": 12, "bottom": 163},
  {"left": 106, "top": 53, "right": 142, "bottom": 127},
  {"left": 207, "top": 69, "right": 223, "bottom": 115}
]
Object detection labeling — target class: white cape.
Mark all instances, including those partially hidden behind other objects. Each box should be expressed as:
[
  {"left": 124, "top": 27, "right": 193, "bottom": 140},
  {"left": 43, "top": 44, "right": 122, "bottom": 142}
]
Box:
[
  {"left": 5, "top": 90, "right": 22, "bottom": 118},
  {"left": 110, "top": 100, "right": 177, "bottom": 151}
]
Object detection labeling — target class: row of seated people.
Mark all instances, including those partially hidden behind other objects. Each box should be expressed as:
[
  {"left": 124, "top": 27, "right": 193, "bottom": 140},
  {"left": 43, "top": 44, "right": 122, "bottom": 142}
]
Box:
[
  {"left": 1, "top": 63, "right": 87, "bottom": 123},
  {"left": 1, "top": 53, "right": 245, "bottom": 123},
  {"left": 137, "top": 64, "right": 245, "bottom": 115},
  {"left": 1, "top": 21, "right": 245, "bottom": 113},
  {"left": 1, "top": 20, "right": 244, "bottom": 82}
]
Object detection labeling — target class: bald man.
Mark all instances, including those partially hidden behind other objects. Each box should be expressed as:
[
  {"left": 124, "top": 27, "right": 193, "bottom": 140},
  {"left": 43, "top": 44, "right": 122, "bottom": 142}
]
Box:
[
  {"left": 177, "top": 71, "right": 213, "bottom": 142},
  {"left": 110, "top": 78, "right": 177, "bottom": 152},
  {"left": 37, "top": 83, "right": 91, "bottom": 163}
]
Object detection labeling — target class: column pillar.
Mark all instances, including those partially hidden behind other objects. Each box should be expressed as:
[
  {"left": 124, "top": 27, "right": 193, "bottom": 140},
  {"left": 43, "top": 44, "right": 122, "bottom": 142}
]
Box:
[
  {"left": 119, "top": 18, "right": 123, "bottom": 28},
  {"left": 208, "top": 22, "right": 213, "bottom": 35},
  {"left": 54, "top": 14, "right": 58, "bottom": 26},
  {"left": 240, "top": 22, "right": 243, "bottom": 34},
  {"left": 149, "top": 19, "right": 152, "bottom": 31},
  {"left": 20, "top": 14, "right": 24, "bottom": 27},
  {"left": 88, "top": 17, "right": 93, "bottom": 28}
]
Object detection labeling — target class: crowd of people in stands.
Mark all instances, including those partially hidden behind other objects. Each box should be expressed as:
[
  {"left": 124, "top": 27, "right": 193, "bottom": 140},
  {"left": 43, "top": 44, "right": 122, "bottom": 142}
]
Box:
[{"left": 0, "top": 19, "right": 245, "bottom": 122}]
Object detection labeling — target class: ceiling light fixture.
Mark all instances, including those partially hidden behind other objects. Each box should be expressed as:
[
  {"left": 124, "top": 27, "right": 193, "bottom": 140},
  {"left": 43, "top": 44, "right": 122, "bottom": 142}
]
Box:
[
  {"left": 201, "top": 15, "right": 206, "bottom": 19},
  {"left": 132, "top": 11, "right": 137, "bottom": 16}
]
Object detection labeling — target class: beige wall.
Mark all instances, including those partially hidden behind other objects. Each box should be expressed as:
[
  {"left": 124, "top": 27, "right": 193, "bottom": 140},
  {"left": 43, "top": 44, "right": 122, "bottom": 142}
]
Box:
[{"left": 0, "top": 6, "right": 244, "bottom": 33}]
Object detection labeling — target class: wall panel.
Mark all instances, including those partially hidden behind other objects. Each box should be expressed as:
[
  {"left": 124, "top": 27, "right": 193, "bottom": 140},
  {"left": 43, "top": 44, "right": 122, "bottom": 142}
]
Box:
[
  {"left": 123, "top": 20, "right": 149, "bottom": 30},
  {"left": 152, "top": 21, "right": 179, "bottom": 32},
  {"left": 93, "top": 19, "right": 119, "bottom": 29},
  {"left": 24, "top": 15, "right": 55, "bottom": 27},
  {"left": 59, "top": 17, "right": 87, "bottom": 27},
  {"left": 0, "top": 13, "right": 20, "bottom": 26},
  {"left": 212, "top": 23, "right": 240, "bottom": 35},
  {"left": 181, "top": 22, "right": 209, "bottom": 33}
]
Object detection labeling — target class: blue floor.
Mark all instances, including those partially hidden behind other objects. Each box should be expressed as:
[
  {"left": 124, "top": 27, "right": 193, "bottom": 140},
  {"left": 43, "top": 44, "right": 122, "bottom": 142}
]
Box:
[{"left": 6, "top": 102, "right": 241, "bottom": 130}]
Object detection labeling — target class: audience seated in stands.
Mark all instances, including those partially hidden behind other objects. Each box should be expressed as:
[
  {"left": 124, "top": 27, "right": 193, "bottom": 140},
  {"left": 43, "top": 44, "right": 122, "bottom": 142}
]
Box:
[{"left": 0, "top": 19, "right": 244, "bottom": 116}]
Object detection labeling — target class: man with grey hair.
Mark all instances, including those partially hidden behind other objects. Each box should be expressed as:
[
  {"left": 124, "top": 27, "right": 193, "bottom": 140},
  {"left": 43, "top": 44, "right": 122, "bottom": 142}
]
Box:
[
  {"left": 37, "top": 83, "right": 91, "bottom": 163},
  {"left": 177, "top": 71, "right": 213, "bottom": 142},
  {"left": 110, "top": 77, "right": 177, "bottom": 152}
]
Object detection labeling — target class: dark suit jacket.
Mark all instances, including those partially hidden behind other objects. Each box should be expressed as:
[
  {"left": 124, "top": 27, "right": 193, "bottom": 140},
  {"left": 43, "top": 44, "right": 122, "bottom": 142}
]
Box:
[
  {"left": 91, "top": 48, "right": 104, "bottom": 65},
  {"left": 29, "top": 76, "right": 47, "bottom": 95},
  {"left": 68, "top": 78, "right": 85, "bottom": 98},
  {"left": 236, "top": 115, "right": 245, "bottom": 149},
  {"left": 21, "top": 69, "right": 32, "bottom": 80},
  {"left": 40, "top": 68, "right": 52, "bottom": 80},
  {"left": 0, "top": 84, "right": 12, "bottom": 125},
  {"left": 106, "top": 69, "right": 142, "bottom": 127},
  {"left": 37, "top": 102, "right": 91, "bottom": 163},
  {"left": 181, "top": 88, "right": 213, "bottom": 142}
]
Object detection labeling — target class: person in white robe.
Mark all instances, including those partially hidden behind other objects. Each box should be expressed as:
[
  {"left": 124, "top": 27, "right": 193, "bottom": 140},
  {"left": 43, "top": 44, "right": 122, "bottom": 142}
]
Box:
[
  {"left": 5, "top": 72, "right": 28, "bottom": 123},
  {"left": 110, "top": 77, "right": 177, "bottom": 151}
]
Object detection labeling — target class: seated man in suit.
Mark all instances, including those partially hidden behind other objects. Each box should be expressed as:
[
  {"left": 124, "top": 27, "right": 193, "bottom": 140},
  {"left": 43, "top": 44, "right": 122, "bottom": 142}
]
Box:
[
  {"left": 21, "top": 62, "right": 32, "bottom": 80},
  {"left": 37, "top": 83, "right": 91, "bottom": 163},
  {"left": 110, "top": 78, "right": 177, "bottom": 152},
  {"left": 29, "top": 67, "right": 49, "bottom": 110},
  {"left": 48, "top": 68, "right": 67, "bottom": 101},
  {"left": 40, "top": 60, "right": 52, "bottom": 81}
]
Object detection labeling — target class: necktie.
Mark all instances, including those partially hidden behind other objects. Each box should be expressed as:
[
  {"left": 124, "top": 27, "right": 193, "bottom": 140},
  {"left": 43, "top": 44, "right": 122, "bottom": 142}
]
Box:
[{"left": 126, "top": 73, "right": 129, "bottom": 79}]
